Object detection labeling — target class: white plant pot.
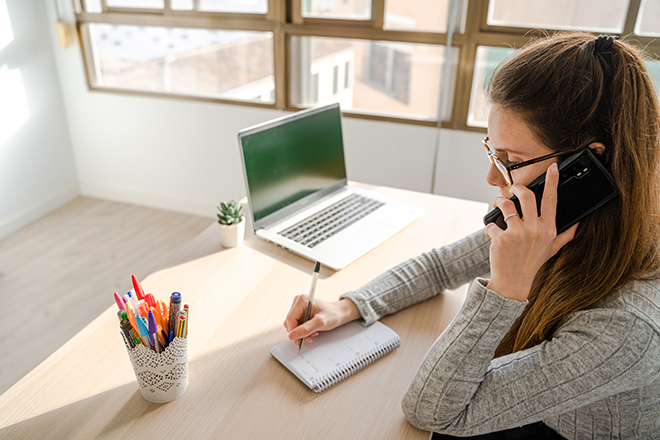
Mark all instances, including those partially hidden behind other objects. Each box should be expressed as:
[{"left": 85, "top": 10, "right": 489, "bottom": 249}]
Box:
[{"left": 219, "top": 219, "right": 245, "bottom": 248}]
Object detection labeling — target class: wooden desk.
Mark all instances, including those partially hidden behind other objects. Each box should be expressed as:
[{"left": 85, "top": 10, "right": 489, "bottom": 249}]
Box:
[{"left": 0, "top": 185, "right": 487, "bottom": 440}]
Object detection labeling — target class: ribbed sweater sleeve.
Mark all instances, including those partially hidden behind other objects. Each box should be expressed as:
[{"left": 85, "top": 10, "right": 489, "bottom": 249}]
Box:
[
  {"left": 401, "top": 280, "right": 660, "bottom": 436},
  {"left": 340, "top": 229, "right": 491, "bottom": 325}
]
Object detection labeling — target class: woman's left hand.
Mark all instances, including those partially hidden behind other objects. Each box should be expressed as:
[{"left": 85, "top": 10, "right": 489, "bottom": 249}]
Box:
[{"left": 484, "top": 163, "right": 578, "bottom": 302}]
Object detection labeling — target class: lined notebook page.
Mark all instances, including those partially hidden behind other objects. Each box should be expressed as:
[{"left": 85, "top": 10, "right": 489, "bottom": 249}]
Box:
[{"left": 271, "top": 321, "right": 400, "bottom": 392}]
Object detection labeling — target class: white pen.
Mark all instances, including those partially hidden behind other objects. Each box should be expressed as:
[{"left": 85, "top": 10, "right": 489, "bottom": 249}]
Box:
[{"left": 298, "top": 262, "right": 321, "bottom": 354}]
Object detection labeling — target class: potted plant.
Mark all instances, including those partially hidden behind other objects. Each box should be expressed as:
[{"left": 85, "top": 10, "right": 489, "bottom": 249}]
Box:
[{"left": 217, "top": 200, "right": 245, "bottom": 248}]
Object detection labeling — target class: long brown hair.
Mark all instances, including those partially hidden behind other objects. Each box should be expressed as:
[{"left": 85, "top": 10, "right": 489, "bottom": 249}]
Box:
[{"left": 487, "top": 32, "right": 660, "bottom": 357}]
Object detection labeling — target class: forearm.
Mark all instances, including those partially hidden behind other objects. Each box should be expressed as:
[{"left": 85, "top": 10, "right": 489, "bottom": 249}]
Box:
[
  {"left": 341, "top": 229, "right": 491, "bottom": 325},
  {"left": 401, "top": 281, "right": 660, "bottom": 436}
]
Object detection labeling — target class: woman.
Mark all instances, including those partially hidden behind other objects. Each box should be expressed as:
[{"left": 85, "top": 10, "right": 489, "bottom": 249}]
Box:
[{"left": 284, "top": 32, "right": 660, "bottom": 439}]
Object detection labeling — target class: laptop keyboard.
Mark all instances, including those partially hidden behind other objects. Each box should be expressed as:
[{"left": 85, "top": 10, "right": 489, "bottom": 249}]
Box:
[{"left": 278, "top": 194, "right": 385, "bottom": 248}]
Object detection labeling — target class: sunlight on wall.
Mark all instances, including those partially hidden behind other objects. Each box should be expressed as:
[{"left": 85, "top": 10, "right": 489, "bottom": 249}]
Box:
[
  {"left": 0, "top": 65, "right": 30, "bottom": 146},
  {"left": 0, "top": 0, "right": 13, "bottom": 52}
]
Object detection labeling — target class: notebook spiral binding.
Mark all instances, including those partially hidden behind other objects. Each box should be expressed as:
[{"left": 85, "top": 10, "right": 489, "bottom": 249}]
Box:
[{"left": 313, "top": 336, "right": 401, "bottom": 392}]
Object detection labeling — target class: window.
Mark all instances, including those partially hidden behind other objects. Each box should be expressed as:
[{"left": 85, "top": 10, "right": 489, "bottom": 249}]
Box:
[{"left": 73, "top": 0, "right": 660, "bottom": 131}]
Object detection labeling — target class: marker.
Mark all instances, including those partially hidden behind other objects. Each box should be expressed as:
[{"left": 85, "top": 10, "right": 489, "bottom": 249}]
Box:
[
  {"left": 136, "top": 314, "right": 152, "bottom": 350},
  {"left": 131, "top": 274, "right": 146, "bottom": 301},
  {"left": 168, "top": 292, "right": 181, "bottom": 339},
  {"left": 148, "top": 311, "right": 161, "bottom": 353},
  {"left": 169, "top": 331, "right": 174, "bottom": 343},
  {"left": 114, "top": 292, "right": 126, "bottom": 312},
  {"left": 120, "top": 318, "right": 137, "bottom": 349}
]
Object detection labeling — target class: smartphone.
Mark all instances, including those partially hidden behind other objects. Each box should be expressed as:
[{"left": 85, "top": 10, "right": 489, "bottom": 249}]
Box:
[{"left": 483, "top": 148, "right": 619, "bottom": 234}]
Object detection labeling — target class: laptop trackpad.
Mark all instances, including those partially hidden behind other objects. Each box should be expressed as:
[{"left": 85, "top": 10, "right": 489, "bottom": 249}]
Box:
[{"left": 319, "top": 217, "right": 396, "bottom": 255}]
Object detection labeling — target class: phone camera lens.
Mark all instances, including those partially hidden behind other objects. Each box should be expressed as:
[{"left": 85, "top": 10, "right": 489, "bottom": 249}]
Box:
[{"left": 579, "top": 158, "right": 589, "bottom": 166}]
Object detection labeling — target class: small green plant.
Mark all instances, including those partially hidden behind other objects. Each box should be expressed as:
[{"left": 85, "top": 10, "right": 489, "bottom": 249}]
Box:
[{"left": 217, "top": 200, "right": 244, "bottom": 225}]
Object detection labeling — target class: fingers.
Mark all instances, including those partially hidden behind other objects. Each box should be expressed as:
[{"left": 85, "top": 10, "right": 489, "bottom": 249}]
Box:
[
  {"left": 551, "top": 222, "right": 579, "bottom": 256},
  {"left": 283, "top": 294, "right": 308, "bottom": 332},
  {"left": 539, "top": 163, "right": 559, "bottom": 228},
  {"left": 288, "top": 314, "right": 325, "bottom": 342}
]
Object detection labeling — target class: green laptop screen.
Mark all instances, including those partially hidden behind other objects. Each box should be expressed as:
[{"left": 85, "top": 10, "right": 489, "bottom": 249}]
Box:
[{"left": 241, "top": 105, "right": 347, "bottom": 224}]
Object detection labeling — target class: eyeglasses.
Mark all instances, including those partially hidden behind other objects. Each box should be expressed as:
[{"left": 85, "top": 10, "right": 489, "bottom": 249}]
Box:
[{"left": 482, "top": 136, "right": 565, "bottom": 186}]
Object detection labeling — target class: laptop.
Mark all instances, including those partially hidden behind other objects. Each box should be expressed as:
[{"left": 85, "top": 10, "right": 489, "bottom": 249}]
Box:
[{"left": 237, "top": 103, "right": 424, "bottom": 270}]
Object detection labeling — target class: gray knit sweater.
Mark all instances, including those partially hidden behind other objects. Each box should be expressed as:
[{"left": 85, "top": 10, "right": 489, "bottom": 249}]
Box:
[{"left": 341, "top": 230, "right": 660, "bottom": 439}]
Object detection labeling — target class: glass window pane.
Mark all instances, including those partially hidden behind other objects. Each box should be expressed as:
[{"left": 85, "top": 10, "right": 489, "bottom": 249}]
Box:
[
  {"left": 290, "top": 36, "right": 457, "bottom": 121},
  {"left": 171, "top": 0, "right": 268, "bottom": 13},
  {"left": 635, "top": 0, "right": 660, "bottom": 36},
  {"left": 302, "top": 0, "right": 372, "bottom": 20},
  {"left": 644, "top": 59, "right": 660, "bottom": 99},
  {"left": 467, "top": 46, "right": 515, "bottom": 128},
  {"left": 107, "top": 0, "right": 164, "bottom": 8},
  {"left": 83, "top": 0, "right": 102, "bottom": 13},
  {"left": 488, "top": 0, "right": 630, "bottom": 33},
  {"left": 85, "top": 24, "right": 274, "bottom": 104},
  {"left": 384, "top": 0, "right": 451, "bottom": 33}
]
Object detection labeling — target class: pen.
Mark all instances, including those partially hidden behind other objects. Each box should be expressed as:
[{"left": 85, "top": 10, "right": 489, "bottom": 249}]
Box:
[
  {"left": 148, "top": 311, "right": 161, "bottom": 353},
  {"left": 114, "top": 292, "right": 126, "bottom": 312},
  {"left": 131, "top": 274, "right": 146, "bottom": 301},
  {"left": 298, "top": 261, "right": 321, "bottom": 354},
  {"left": 156, "top": 300, "right": 169, "bottom": 334},
  {"left": 136, "top": 314, "right": 153, "bottom": 350},
  {"left": 127, "top": 291, "right": 140, "bottom": 317}
]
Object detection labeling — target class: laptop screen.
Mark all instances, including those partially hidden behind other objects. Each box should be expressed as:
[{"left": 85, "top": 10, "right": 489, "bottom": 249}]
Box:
[{"left": 239, "top": 104, "right": 347, "bottom": 225}]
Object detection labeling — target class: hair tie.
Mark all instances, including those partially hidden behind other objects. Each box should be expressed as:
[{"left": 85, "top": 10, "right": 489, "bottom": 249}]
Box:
[{"left": 594, "top": 35, "right": 618, "bottom": 54}]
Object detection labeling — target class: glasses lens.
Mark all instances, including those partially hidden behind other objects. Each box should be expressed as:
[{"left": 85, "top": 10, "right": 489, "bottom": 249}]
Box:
[
  {"left": 483, "top": 138, "right": 512, "bottom": 185},
  {"left": 493, "top": 158, "right": 512, "bottom": 185}
]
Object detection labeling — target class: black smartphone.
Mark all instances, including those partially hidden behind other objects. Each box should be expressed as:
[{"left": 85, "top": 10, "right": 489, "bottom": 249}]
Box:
[{"left": 483, "top": 148, "right": 619, "bottom": 234}]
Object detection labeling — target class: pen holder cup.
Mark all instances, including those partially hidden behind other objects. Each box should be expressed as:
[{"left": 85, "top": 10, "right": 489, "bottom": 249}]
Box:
[{"left": 124, "top": 337, "right": 188, "bottom": 403}]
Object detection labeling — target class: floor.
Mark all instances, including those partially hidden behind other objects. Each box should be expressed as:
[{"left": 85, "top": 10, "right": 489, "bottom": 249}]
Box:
[{"left": 0, "top": 197, "right": 213, "bottom": 395}]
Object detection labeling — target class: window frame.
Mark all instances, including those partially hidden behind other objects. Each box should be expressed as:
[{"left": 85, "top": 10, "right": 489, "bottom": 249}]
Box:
[{"left": 72, "top": 0, "right": 660, "bottom": 132}]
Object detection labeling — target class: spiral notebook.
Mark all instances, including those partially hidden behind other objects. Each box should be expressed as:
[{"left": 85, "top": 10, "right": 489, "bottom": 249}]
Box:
[{"left": 271, "top": 321, "right": 401, "bottom": 393}]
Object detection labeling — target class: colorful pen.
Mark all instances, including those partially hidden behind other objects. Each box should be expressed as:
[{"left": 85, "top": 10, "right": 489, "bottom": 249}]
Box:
[
  {"left": 114, "top": 292, "right": 126, "bottom": 312},
  {"left": 136, "top": 315, "right": 152, "bottom": 350},
  {"left": 127, "top": 291, "right": 140, "bottom": 317},
  {"left": 148, "top": 311, "right": 161, "bottom": 353},
  {"left": 131, "top": 274, "right": 146, "bottom": 301},
  {"left": 298, "top": 262, "right": 321, "bottom": 354},
  {"left": 157, "top": 300, "right": 169, "bottom": 334},
  {"left": 145, "top": 293, "right": 157, "bottom": 309}
]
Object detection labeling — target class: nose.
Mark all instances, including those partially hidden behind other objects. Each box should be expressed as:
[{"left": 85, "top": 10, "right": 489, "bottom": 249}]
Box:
[{"left": 486, "top": 162, "right": 507, "bottom": 188}]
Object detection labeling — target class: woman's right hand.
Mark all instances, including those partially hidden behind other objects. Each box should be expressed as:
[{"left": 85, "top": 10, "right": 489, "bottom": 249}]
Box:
[{"left": 284, "top": 296, "right": 361, "bottom": 346}]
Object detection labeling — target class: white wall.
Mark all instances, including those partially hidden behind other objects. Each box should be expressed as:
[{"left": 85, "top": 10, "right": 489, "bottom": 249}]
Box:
[
  {"left": 0, "top": 0, "right": 78, "bottom": 240},
  {"left": 47, "top": 2, "right": 498, "bottom": 223}
]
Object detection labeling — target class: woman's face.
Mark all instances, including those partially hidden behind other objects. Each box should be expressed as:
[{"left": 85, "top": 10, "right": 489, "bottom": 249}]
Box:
[{"left": 486, "top": 104, "right": 560, "bottom": 199}]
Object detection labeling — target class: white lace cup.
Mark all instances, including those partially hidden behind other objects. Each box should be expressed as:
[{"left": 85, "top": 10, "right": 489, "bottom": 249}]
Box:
[{"left": 125, "top": 337, "right": 188, "bottom": 403}]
